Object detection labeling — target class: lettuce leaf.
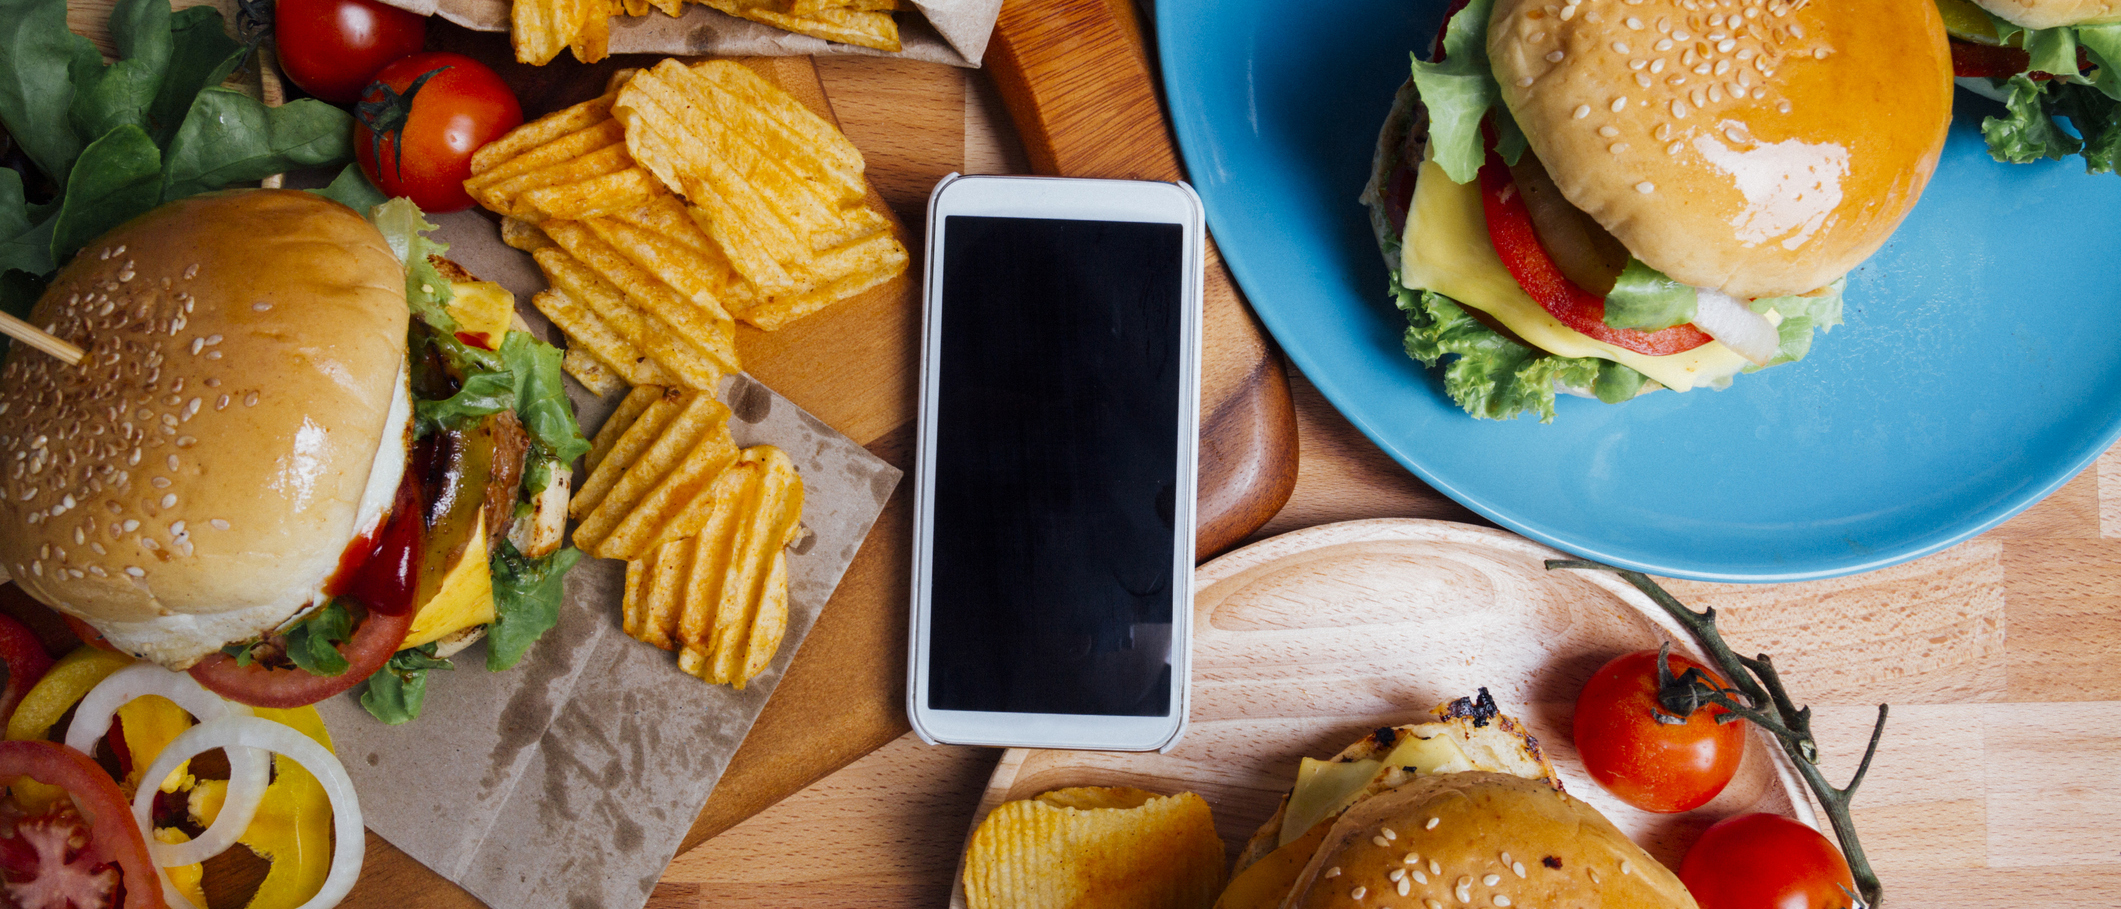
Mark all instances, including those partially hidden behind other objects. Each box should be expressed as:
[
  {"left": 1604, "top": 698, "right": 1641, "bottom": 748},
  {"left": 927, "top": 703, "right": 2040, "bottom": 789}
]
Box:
[
  {"left": 359, "top": 644, "right": 452, "bottom": 726},
  {"left": 1971, "top": 17, "right": 2121, "bottom": 174},
  {"left": 370, "top": 196, "right": 458, "bottom": 331},
  {"left": 500, "top": 330, "right": 592, "bottom": 468},
  {"left": 1748, "top": 280, "right": 1844, "bottom": 369},
  {"left": 1396, "top": 281, "right": 1648, "bottom": 422},
  {"left": 1410, "top": 0, "right": 1514, "bottom": 184},
  {"left": 1603, "top": 259, "right": 1698, "bottom": 330},
  {"left": 487, "top": 542, "right": 580, "bottom": 672}
]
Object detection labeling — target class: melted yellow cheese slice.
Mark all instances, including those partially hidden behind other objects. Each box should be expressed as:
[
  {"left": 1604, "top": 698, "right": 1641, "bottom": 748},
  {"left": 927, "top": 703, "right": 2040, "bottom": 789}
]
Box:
[
  {"left": 445, "top": 280, "right": 516, "bottom": 349},
  {"left": 1399, "top": 158, "right": 1757, "bottom": 392},
  {"left": 403, "top": 522, "right": 495, "bottom": 649}
]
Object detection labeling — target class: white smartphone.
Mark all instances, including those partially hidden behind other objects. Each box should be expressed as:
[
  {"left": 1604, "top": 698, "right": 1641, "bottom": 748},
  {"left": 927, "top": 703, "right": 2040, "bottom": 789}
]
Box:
[{"left": 907, "top": 174, "right": 1205, "bottom": 751}]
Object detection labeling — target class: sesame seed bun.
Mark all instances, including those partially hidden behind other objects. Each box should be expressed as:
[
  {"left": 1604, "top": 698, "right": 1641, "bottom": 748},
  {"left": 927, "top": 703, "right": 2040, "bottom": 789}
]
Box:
[
  {"left": 1282, "top": 772, "right": 1697, "bottom": 909},
  {"left": 1487, "top": 0, "right": 1953, "bottom": 300},
  {"left": 1970, "top": 0, "right": 2121, "bottom": 28},
  {"left": 0, "top": 189, "right": 411, "bottom": 668}
]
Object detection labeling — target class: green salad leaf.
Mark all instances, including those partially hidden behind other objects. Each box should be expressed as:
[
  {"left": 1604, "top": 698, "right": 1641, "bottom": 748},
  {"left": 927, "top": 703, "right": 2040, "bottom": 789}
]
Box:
[
  {"left": 1971, "top": 15, "right": 2121, "bottom": 174},
  {"left": 487, "top": 543, "right": 581, "bottom": 672},
  {"left": 1410, "top": 0, "right": 1513, "bottom": 185},
  {"left": 0, "top": 0, "right": 100, "bottom": 186},
  {"left": 1749, "top": 280, "right": 1845, "bottom": 369},
  {"left": 50, "top": 124, "right": 161, "bottom": 262},
  {"left": 310, "top": 162, "right": 388, "bottom": 214},
  {"left": 360, "top": 644, "right": 453, "bottom": 726},
  {"left": 1396, "top": 281, "right": 1649, "bottom": 422},
  {"left": 1604, "top": 259, "right": 1698, "bottom": 331},
  {"left": 160, "top": 89, "right": 351, "bottom": 200},
  {"left": 283, "top": 601, "right": 354, "bottom": 677},
  {"left": 501, "top": 330, "right": 593, "bottom": 469}
]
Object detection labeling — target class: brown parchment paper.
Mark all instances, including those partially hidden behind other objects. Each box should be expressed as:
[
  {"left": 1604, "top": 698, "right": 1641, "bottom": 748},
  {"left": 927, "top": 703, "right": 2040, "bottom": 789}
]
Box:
[
  {"left": 374, "top": 0, "right": 999, "bottom": 67},
  {"left": 313, "top": 207, "right": 901, "bottom": 909}
]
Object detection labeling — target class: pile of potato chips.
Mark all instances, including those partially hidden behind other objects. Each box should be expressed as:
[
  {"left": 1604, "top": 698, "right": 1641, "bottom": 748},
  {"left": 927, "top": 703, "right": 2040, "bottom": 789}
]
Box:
[
  {"left": 574, "top": 386, "right": 805, "bottom": 687},
  {"left": 963, "top": 787, "right": 1227, "bottom": 909},
  {"left": 467, "top": 60, "right": 908, "bottom": 397},
  {"left": 514, "top": 0, "right": 902, "bottom": 65}
]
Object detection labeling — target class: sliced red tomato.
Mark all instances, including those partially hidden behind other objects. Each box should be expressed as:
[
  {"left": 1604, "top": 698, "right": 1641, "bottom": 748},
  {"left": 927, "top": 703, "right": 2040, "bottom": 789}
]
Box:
[
  {"left": 1573, "top": 648, "right": 1746, "bottom": 813},
  {"left": 0, "top": 613, "right": 55, "bottom": 728},
  {"left": 187, "top": 603, "right": 414, "bottom": 709},
  {"left": 1476, "top": 143, "right": 1714, "bottom": 357},
  {"left": 1950, "top": 40, "right": 2033, "bottom": 79},
  {"left": 1680, "top": 813, "right": 1859, "bottom": 909},
  {"left": 58, "top": 617, "right": 118, "bottom": 656},
  {"left": 0, "top": 740, "right": 163, "bottom": 909}
]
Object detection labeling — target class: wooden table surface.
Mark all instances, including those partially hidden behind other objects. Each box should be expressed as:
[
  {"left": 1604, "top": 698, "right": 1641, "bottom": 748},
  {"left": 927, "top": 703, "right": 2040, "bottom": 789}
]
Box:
[{"left": 642, "top": 58, "right": 2121, "bottom": 909}]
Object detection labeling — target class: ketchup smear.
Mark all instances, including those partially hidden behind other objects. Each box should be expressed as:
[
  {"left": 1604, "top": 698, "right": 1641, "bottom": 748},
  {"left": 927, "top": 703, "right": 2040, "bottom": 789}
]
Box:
[{"left": 327, "top": 462, "right": 425, "bottom": 616}]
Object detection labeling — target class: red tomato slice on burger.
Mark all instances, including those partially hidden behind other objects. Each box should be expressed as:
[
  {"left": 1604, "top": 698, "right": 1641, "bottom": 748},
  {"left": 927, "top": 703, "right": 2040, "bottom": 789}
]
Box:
[
  {"left": 0, "top": 740, "right": 164, "bottom": 909},
  {"left": 188, "top": 603, "right": 414, "bottom": 709},
  {"left": 1475, "top": 143, "right": 1714, "bottom": 357}
]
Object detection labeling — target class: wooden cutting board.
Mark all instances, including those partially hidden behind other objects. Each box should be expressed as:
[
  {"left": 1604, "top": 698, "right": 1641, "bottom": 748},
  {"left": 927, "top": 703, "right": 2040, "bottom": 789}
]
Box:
[{"left": 944, "top": 518, "right": 1814, "bottom": 908}]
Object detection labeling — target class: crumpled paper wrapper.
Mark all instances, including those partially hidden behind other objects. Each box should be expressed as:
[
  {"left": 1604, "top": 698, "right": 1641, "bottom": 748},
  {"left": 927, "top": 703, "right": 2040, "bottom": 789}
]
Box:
[
  {"left": 314, "top": 207, "right": 902, "bottom": 909},
  {"left": 377, "top": 0, "right": 999, "bottom": 67}
]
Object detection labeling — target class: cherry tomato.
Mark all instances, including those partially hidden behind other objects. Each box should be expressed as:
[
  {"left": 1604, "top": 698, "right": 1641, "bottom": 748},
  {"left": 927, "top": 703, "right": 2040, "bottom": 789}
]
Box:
[
  {"left": 0, "top": 740, "right": 164, "bottom": 909},
  {"left": 1573, "top": 648, "right": 1745, "bottom": 813},
  {"left": 1680, "top": 813, "right": 1859, "bottom": 909},
  {"left": 274, "top": 0, "right": 428, "bottom": 105},
  {"left": 188, "top": 603, "right": 414, "bottom": 709},
  {"left": 355, "top": 52, "right": 523, "bottom": 213}
]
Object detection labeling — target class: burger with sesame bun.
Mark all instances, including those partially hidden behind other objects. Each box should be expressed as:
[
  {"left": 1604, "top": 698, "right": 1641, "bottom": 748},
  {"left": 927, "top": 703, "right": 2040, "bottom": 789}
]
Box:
[
  {"left": 1363, "top": 0, "right": 1953, "bottom": 421},
  {"left": 1212, "top": 692, "right": 1697, "bottom": 909},
  {"left": 0, "top": 188, "right": 588, "bottom": 724},
  {"left": 1939, "top": 0, "right": 2121, "bottom": 174}
]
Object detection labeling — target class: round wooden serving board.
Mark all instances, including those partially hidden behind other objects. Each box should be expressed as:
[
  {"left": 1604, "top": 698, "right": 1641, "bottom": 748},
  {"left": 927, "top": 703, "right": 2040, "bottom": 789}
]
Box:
[{"left": 949, "top": 519, "right": 1814, "bottom": 908}]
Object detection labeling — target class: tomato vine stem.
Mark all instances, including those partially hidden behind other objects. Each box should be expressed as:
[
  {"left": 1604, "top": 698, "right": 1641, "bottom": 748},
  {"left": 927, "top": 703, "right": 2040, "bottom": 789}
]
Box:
[{"left": 1546, "top": 559, "right": 1888, "bottom": 909}]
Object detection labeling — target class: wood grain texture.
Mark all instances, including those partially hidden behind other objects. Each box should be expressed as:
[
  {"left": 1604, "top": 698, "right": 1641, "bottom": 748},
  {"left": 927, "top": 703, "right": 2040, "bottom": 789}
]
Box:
[
  {"left": 665, "top": 436, "right": 2121, "bottom": 909},
  {"left": 987, "top": 0, "right": 1299, "bottom": 557}
]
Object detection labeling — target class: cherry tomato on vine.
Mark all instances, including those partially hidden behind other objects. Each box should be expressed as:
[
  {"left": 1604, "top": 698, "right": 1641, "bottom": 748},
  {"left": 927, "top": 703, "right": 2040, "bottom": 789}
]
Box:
[
  {"left": 355, "top": 52, "right": 522, "bottom": 213},
  {"left": 1680, "top": 813, "right": 1860, "bottom": 909},
  {"left": 1573, "top": 648, "right": 1746, "bottom": 813},
  {"left": 274, "top": 0, "right": 428, "bottom": 105}
]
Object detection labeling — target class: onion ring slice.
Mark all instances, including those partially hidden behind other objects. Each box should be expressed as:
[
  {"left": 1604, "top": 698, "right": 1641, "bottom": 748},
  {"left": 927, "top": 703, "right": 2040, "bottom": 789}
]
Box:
[
  {"left": 69, "top": 663, "right": 271, "bottom": 868},
  {"left": 135, "top": 715, "right": 365, "bottom": 909}
]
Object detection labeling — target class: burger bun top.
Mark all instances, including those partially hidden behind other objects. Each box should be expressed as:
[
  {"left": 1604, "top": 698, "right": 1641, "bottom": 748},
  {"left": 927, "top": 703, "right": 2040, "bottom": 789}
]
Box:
[
  {"left": 0, "top": 189, "right": 410, "bottom": 667},
  {"left": 1488, "top": 0, "right": 1953, "bottom": 300},
  {"left": 1284, "top": 772, "right": 1698, "bottom": 909}
]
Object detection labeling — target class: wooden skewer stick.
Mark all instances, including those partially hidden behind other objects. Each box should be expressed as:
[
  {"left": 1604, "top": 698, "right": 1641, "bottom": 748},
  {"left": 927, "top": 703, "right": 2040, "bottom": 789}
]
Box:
[{"left": 0, "top": 311, "right": 83, "bottom": 367}]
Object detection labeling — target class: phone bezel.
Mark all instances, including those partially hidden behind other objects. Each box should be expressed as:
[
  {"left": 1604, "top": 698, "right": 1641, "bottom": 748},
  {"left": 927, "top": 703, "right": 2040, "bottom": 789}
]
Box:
[{"left": 906, "top": 173, "right": 1204, "bottom": 752}]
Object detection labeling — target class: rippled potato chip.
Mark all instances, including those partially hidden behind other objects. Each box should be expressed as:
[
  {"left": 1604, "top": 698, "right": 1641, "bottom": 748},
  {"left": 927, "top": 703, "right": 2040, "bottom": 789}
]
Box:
[
  {"left": 698, "top": 0, "right": 900, "bottom": 52},
  {"left": 964, "top": 787, "right": 1226, "bottom": 909},
  {"left": 512, "top": 0, "right": 611, "bottom": 65}
]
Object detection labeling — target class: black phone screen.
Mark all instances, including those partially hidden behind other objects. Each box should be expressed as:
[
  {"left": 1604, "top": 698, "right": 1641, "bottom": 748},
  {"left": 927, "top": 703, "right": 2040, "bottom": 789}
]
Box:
[{"left": 926, "top": 215, "right": 1184, "bottom": 717}]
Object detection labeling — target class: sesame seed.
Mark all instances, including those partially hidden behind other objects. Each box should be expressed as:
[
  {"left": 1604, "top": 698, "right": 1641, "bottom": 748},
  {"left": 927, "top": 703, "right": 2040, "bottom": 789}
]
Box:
[
  {"left": 159, "top": 494, "right": 175, "bottom": 508},
  {"left": 1398, "top": 877, "right": 1412, "bottom": 897},
  {"left": 252, "top": 302, "right": 272, "bottom": 312},
  {"left": 210, "top": 519, "right": 229, "bottom": 531},
  {"left": 125, "top": 566, "right": 144, "bottom": 577},
  {"left": 1621, "top": 860, "right": 1634, "bottom": 876},
  {"left": 1429, "top": 859, "right": 1442, "bottom": 875},
  {"left": 1326, "top": 867, "right": 1342, "bottom": 879},
  {"left": 1391, "top": 869, "right": 1407, "bottom": 882},
  {"left": 1609, "top": 142, "right": 1629, "bottom": 153},
  {"left": 1352, "top": 886, "right": 1367, "bottom": 900},
  {"left": 1546, "top": 50, "right": 1564, "bottom": 62},
  {"left": 1516, "top": 76, "right": 1534, "bottom": 87},
  {"left": 1636, "top": 181, "right": 1656, "bottom": 193},
  {"left": 1625, "top": 16, "right": 1642, "bottom": 28},
  {"left": 170, "top": 521, "right": 184, "bottom": 536},
  {"left": 1610, "top": 96, "right": 1627, "bottom": 112},
  {"left": 1672, "top": 100, "right": 1689, "bottom": 118},
  {"left": 1413, "top": 870, "right": 1428, "bottom": 884},
  {"left": 1427, "top": 902, "right": 1444, "bottom": 909},
  {"left": 1484, "top": 874, "right": 1501, "bottom": 886},
  {"left": 1612, "top": 41, "right": 1629, "bottom": 53},
  {"left": 1599, "top": 125, "right": 1620, "bottom": 137},
  {"left": 1426, "top": 818, "right": 1440, "bottom": 830},
  {"left": 1651, "top": 57, "right": 1667, "bottom": 72},
  {"left": 1813, "top": 46, "right": 1831, "bottom": 59},
  {"left": 1673, "top": 29, "right": 1691, "bottom": 41},
  {"left": 1590, "top": 870, "right": 1603, "bottom": 884},
  {"left": 1725, "top": 127, "right": 1746, "bottom": 142},
  {"left": 1573, "top": 104, "right": 1591, "bottom": 118},
  {"left": 140, "top": 538, "right": 158, "bottom": 551},
  {"left": 1456, "top": 877, "right": 1473, "bottom": 903},
  {"left": 1512, "top": 862, "right": 1525, "bottom": 878},
  {"left": 1495, "top": 897, "right": 1512, "bottom": 907},
  {"left": 1374, "top": 835, "right": 1392, "bottom": 847}
]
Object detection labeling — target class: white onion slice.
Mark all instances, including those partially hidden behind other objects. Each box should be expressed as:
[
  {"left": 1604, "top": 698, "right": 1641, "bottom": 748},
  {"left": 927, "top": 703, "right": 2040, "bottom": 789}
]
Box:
[
  {"left": 70, "top": 664, "right": 270, "bottom": 868},
  {"left": 135, "top": 716, "right": 364, "bottom": 909},
  {"left": 1691, "top": 288, "right": 1780, "bottom": 366}
]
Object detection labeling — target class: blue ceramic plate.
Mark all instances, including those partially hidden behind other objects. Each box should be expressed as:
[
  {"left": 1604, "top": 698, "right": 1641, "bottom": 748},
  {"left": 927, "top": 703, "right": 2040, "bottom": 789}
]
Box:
[{"left": 1157, "top": 0, "right": 2121, "bottom": 582}]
